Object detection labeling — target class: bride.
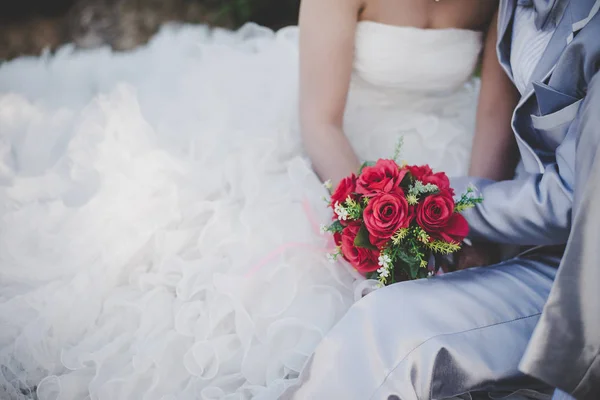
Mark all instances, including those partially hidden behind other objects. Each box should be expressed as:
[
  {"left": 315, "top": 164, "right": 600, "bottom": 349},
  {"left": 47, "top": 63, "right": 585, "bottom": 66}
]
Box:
[{"left": 0, "top": 0, "right": 518, "bottom": 398}]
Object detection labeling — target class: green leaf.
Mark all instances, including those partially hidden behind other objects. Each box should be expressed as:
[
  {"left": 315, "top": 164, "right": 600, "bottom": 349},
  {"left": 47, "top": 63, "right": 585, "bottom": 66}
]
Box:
[
  {"left": 397, "top": 250, "right": 418, "bottom": 266},
  {"left": 399, "top": 172, "right": 412, "bottom": 189},
  {"left": 365, "top": 271, "right": 378, "bottom": 280},
  {"left": 454, "top": 197, "right": 484, "bottom": 213},
  {"left": 343, "top": 197, "right": 364, "bottom": 220},
  {"left": 354, "top": 224, "right": 378, "bottom": 250},
  {"left": 408, "top": 260, "right": 421, "bottom": 280},
  {"left": 329, "top": 220, "right": 345, "bottom": 233},
  {"left": 393, "top": 137, "right": 405, "bottom": 163},
  {"left": 454, "top": 185, "right": 484, "bottom": 213},
  {"left": 426, "top": 240, "right": 461, "bottom": 254}
]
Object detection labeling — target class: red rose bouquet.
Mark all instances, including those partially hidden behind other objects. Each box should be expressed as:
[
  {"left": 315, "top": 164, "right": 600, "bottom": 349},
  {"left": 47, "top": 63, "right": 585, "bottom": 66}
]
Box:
[{"left": 322, "top": 155, "right": 482, "bottom": 285}]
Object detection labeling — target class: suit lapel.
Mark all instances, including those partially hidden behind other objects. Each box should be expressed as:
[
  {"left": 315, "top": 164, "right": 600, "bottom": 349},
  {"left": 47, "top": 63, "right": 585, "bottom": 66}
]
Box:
[
  {"left": 516, "top": 0, "right": 599, "bottom": 108},
  {"left": 507, "top": 0, "right": 572, "bottom": 173},
  {"left": 499, "top": 0, "right": 598, "bottom": 91},
  {"left": 514, "top": 0, "right": 574, "bottom": 110},
  {"left": 523, "top": 1, "right": 573, "bottom": 95},
  {"left": 570, "top": 0, "right": 600, "bottom": 32},
  {"left": 497, "top": 0, "right": 517, "bottom": 81},
  {"left": 505, "top": 0, "right": 599, "bottom": 172}
]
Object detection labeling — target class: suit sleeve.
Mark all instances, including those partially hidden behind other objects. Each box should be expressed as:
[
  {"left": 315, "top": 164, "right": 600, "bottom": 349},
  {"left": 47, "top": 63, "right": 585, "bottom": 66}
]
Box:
[
  {"left": 518, "top": 71, "right": 600, "bottom": 399},
  {"left": 449, "top": 79, "right": 600, "bottom": 245}
]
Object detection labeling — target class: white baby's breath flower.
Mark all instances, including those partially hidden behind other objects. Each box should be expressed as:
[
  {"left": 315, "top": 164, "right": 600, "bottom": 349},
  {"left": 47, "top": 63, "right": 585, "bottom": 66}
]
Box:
[
  {"left": 319, "top": 224, "right": 328, "bottom": 235},
  {"left": 326, "top": 253, "right": 337, "bottom": 263},
  {"left": 377, "top": 254, "right": 392, "bottom": 268},
  {"left": 334, "top": 202, "right": 349, "bottom": 221},
  {"left": 377, "top": 267, "right": 390, "bottom": 278},
  {"left": 323, "top": 180, "right": 333, "bottom": 190}
]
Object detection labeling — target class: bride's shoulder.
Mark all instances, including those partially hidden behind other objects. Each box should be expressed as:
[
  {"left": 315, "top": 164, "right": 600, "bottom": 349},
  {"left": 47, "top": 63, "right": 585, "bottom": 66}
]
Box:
[{"left": 299, "top": 0, "right": 365, "bottom": 17}]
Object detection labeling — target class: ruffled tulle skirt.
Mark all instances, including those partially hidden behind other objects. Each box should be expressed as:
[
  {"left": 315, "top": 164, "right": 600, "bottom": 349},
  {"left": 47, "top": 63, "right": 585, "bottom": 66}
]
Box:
[{"left": 0, "top": 23, "right": 478, "bottom": 399}]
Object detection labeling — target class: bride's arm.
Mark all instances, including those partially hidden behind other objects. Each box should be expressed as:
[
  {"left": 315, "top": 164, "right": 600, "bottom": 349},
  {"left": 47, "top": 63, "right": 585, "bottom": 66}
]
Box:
[
  {"left": 298, "top": 0, "right": 363, "bottom": 184},
  {"left": 468, "top": 11, "right": 520, "bottom": 181}
]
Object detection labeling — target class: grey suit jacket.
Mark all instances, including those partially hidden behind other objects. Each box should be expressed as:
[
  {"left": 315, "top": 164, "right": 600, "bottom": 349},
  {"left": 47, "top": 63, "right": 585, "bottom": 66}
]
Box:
[
  {"left": 457, "top": 0, "right": 600, "bottom": 397},
  {"left": 457, "top": 0, "right": 599, "bottom": 246}
]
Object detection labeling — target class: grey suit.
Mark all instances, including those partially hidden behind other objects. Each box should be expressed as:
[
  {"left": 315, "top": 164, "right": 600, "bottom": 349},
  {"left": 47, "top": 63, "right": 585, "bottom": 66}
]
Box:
[
  {"left": 521, "top": 93, "right": 600, "bottom": 397},
  {"left": 464, "top": 1, "right": 600, "bottom": 398},
  {"left": 282, "top": 1, "right": 600, "bottom": 399},
  {"left": 519, "top": 33, "right": 600, "bottom": 400}
]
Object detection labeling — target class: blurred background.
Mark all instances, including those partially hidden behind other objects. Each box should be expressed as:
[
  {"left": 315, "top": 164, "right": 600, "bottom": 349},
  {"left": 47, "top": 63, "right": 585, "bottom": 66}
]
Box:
[{"left": 0, "top": 0, "right": 301, "bottom": 61}]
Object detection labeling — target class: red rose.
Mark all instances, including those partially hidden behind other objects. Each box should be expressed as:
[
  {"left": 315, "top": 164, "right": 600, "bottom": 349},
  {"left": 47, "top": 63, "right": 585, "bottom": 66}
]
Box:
[
  {"left": 407, "top": 164, "right": 451, "bottom": 191},
  {"left": 439, "top": 213, "right": 469, "bottom": 243},
  {"left": 357, "top": 159, "right": 407, "bottom": 196},
  {"left": 340, "top": 224, "right": 380, "bottom": 273},
  {"left": 407, "top": 165, "right": 433, "bottom": 181},
  {"left": 333, "top": 231, "right": 342, "bottom": 247},
  {"left": 330, "top": 174, "right": 357, "bottom": 208},
  {"left": 416, "top": 190, "right": 469, "bottom": 243},
  {"left": 364, "top": 192, "right": 412, "bottom": 243}
]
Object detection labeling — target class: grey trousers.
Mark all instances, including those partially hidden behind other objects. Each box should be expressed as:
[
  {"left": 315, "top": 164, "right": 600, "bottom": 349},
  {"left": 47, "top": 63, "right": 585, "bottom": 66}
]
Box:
[{"left": 281, "top": 251, "right": 560, "bottom": 400}]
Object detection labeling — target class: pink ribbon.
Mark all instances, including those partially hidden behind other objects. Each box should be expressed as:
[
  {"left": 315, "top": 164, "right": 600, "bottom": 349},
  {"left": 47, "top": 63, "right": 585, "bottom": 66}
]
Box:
[
  {"left": 244, "top": 198, "right": 337, "bottom": 278},
  {"left": 243, "top": 198, "right": 445, "bottom": 279}
]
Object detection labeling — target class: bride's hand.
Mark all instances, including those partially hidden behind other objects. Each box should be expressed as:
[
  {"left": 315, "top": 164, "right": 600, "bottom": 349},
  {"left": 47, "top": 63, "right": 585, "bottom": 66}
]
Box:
[{"left": 455, "top": 242, "right": 500, "bottom": 271}]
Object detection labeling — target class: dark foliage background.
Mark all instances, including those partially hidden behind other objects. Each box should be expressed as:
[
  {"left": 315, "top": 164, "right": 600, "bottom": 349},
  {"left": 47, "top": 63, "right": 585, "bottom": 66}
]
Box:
[
  {"left": 0, "top": 0, "right": 301, "bottom": 60},
  {"left": 0, "top": 0, "right": 301, "bottom": 28},
  {"left": 211, "top": 0, "right": 300, "bottom": 29}
]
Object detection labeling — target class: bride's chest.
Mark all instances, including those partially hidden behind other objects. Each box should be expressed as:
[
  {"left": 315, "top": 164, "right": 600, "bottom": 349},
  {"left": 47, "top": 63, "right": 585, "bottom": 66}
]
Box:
[{"left": 352, "top": 22, "right": 483, "bottom": 93}]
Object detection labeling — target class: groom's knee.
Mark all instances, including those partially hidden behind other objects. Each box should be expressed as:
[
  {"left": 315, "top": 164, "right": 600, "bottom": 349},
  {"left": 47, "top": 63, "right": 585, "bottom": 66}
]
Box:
[
  {"left": 285, "top": 280, "right": 464, "bottom": 399},
  {"left": 287, "top": 263, "right": 556, "bottom": 399}
]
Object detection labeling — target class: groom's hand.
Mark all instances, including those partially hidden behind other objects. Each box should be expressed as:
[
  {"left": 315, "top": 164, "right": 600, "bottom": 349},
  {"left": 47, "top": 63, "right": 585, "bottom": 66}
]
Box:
[{"left": 455, "top": 242, "right": 500, "bottom": 271}]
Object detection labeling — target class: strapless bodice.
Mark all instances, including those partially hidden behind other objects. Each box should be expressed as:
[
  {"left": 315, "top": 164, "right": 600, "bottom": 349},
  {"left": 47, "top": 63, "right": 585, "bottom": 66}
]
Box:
[
  {"left": 352, "top": 21, "right": 483, "bottom": 94},
  {"left": 343, "top": 22, "right": 483, "bottom": 175}
]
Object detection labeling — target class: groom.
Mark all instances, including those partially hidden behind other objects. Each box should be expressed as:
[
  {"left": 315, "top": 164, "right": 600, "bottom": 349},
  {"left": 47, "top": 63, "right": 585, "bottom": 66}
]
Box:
[{"left": 283, "top": 0, "right": 600, "bottom": 399}]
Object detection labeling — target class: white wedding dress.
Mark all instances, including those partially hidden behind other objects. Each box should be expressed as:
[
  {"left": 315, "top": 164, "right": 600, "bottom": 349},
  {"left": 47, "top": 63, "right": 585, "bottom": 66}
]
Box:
[{"left": 0, "top": 22, "right": 482, "bottom": 400}]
